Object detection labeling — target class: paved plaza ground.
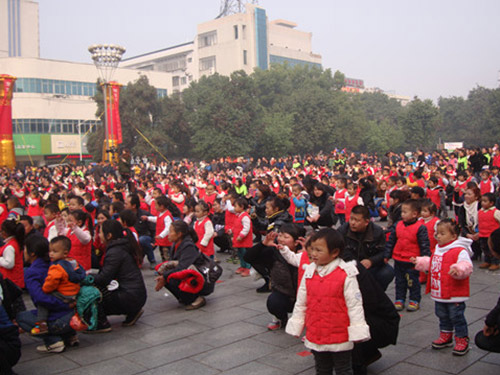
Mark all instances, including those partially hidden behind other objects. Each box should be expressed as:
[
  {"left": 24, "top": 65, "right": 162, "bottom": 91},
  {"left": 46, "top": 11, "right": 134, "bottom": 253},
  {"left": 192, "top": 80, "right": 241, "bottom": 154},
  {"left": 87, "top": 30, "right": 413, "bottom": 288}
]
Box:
[{"left": 14, "top": 252, "right": 500, "bottom": 375}]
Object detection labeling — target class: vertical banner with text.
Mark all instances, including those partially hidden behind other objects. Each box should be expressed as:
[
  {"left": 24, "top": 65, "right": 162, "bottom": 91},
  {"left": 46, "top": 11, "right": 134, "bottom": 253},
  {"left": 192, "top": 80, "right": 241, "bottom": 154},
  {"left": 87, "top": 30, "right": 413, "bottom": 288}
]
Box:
[{"left": 108, "top": 81, "right": 122, "bottom": 144}]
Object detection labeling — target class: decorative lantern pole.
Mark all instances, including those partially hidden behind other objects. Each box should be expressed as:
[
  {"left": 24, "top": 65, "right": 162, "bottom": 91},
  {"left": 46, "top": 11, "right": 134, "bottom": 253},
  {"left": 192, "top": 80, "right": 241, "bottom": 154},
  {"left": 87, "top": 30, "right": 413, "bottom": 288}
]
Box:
[
  {"left": 88, "top": 44, "right": 126, "bottom": 164},
  {"left": 0, "top": 75, "right": 17, "bottom": 168}
]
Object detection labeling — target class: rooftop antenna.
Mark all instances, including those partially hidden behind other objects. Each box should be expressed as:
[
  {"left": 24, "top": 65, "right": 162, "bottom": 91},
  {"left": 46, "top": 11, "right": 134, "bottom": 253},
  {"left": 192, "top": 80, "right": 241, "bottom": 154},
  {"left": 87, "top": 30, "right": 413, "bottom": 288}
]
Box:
[{"left": 216, "top": 0, "right": 259, "bottom": 18}]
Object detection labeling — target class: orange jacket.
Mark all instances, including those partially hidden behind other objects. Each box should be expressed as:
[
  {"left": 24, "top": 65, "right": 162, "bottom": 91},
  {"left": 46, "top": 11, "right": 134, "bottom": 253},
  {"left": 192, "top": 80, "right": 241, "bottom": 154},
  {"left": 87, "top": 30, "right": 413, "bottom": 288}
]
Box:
[{"left": 42, "top": 259, "right": 85, "bottom": 296}]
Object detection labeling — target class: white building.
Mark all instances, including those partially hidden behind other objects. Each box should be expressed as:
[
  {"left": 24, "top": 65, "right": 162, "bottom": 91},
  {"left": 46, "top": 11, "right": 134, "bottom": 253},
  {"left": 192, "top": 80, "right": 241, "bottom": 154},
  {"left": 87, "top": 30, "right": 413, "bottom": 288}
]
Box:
[
  {"left": 1, "top": 1, "right": 322, "bottom": 165},
  {"left": 122, "top": 4, "right": 322, "bottom": 93}
]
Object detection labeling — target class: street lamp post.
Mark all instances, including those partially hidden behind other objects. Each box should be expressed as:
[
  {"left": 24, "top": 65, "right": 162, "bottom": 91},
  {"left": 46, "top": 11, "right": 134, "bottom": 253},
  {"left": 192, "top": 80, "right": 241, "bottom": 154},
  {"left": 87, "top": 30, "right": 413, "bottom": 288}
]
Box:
[
  {"left": 77, "top": 119, "right": 93, "bottom": 164},
  {"left": 88, "top": 44, "right": 126, "bottom": 165}
]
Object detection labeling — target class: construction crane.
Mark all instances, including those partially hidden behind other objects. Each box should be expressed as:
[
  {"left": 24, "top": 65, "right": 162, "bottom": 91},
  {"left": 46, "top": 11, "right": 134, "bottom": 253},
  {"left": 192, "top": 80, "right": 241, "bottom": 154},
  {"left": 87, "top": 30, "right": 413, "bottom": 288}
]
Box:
[{"left": 216, "top": 0, "right": 259, "bottom": 18}]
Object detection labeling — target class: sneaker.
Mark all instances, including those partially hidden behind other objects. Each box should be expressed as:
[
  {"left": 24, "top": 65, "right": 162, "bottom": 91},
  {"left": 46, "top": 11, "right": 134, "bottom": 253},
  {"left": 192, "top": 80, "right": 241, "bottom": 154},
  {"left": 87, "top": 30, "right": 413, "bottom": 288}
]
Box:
[
  {"left": 488, "top": 264, "right": 500, "bottom": 271},
  {"left": 432, "top": 331, "right": 453, "bottom": 349},
  {"left": 122, "top": 309, "right": 144, "bottom": 327},
  {"left": 235, "top": 267, "right": 244, "bottom": 274},
  {"left": 453, "top": 336, "right": 470, "bottom": 356},
  {"left": 82, "top": 321, "right": 112, "bottom": 334},
  {"left": 394, "top": 300, "right": 404, "bottom": 311},
  {"left": 36, "top": 340, "right": 65, "bottom": 353},
  {"left": 407, "top": 301, "right": 420, "bottom": 312},
  {"left": 267, "top": 320, "right": 281, "bottom": 331},
  {"left": 479, "top": 262, "right": 491, "bottom": 269},
  {"left": 240, "top": 268, "right": 251, "bottom": 277}
]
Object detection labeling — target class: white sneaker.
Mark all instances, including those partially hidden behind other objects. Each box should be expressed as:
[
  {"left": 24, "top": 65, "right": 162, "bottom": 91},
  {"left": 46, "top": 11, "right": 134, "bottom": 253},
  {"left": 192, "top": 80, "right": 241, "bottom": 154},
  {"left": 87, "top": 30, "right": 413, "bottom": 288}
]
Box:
[{"left": 36, "top": 340, "right": 65, "bottom": 353}]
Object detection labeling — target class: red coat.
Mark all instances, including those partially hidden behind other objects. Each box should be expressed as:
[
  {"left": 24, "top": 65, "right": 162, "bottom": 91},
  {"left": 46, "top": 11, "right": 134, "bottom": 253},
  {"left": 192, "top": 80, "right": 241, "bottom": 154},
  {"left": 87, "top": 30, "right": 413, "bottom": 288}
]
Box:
[
  {"left": 194, "top": 216, "right": 214, "bottom": 256},
  {"left": 421, "top": 217, "right": 439, "bottom": 253},
  {"left": 0, "top": 238, "right": 24, "bottom": 288},
  {"left": 305, "top": 267, "right": 349, "bottom": 344},
  {"left": 393, "top": 221, "right": 424, "bottom": 262},
  {"left": 478, "top": 208, "right": 500, "bottom": 238},
  {"left": 426, "top": 188, "right": 441, "bottom": 209},
  {"left": 156, "top": 210, "right": 173, "bottom": 247},
  {"left": 232, "top": 212, "right": 253, "bottom": 248},
  {"left": 427, "top": 247, "right": 469, "bottom": 300},
  {"left": 68, "top": 228, "right": 92, "bottom": 271}
]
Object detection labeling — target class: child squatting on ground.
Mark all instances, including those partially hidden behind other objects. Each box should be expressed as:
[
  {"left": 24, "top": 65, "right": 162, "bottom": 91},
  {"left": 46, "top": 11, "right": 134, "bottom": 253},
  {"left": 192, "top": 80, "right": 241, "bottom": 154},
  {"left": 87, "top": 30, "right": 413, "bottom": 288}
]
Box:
[
  {"left": 413, "top": 219, "right": 473, "bottom": 356},
  {"left": 285, "top": 228, "right": 370, "bottom": 375}
]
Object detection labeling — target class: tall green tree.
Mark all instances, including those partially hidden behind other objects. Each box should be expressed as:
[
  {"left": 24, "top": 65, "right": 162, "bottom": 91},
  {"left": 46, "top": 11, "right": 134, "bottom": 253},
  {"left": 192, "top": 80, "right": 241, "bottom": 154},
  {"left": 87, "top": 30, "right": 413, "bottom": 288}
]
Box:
[{"left": 400, "top": 97, "right": 440, "bottom": 151}]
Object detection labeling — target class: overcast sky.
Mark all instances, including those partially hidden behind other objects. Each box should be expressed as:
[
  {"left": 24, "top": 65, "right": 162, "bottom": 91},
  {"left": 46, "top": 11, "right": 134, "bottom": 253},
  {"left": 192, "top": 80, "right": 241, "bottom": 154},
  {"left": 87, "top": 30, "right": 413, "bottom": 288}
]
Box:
[{"left": 39, "top": 0, "right": 500, "bottom": 101}]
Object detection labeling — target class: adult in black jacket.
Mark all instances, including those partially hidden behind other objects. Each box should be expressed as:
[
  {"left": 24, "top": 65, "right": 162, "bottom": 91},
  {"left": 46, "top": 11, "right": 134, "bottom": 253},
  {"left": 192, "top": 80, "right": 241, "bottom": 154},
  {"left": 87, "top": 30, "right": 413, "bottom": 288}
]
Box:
[
  {"left": 0, "top": 275, "right": 21, "bottom": 375},
  {"left": 155, "top": 221, "right": 213, "bottom": 310},
  {"left": 306, "top": 182, "right": 336, "bottom": 229},
  {"left": 125, "top": 193, "right": 156, "bottom": 269},
  {"left": 93, "top": 220, "right": 147, "bottom": 329},
  {"left": 250, "top": 195, "right": 293, "bottom": 292},
  {"left": 339, "top": 205, "right": 394, "bottom": 291}
]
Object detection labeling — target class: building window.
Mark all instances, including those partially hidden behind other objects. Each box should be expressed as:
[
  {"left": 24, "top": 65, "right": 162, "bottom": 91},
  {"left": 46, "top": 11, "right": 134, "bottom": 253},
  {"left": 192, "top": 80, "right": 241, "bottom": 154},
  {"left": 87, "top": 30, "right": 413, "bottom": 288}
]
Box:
[
  {"left": 198, "top": 31, "right": 217, "bottom": 48},
  {"left": 172, "top": 76, "right": 180, "bottom": 86},
  {"left": 181, "top": 76, "right": 187, "bottom": 85},
  {"left": 242, "top": 25, "right": 246, "bottom": 39},
  {"left": 200, "top": 56, "right": 216, "bottom": 72},
  {"left": 243, "top": 50, "right": 248, "bottom": 65},
  {"left": 234, "top": 25, "right": 238, "bottom": 39}
]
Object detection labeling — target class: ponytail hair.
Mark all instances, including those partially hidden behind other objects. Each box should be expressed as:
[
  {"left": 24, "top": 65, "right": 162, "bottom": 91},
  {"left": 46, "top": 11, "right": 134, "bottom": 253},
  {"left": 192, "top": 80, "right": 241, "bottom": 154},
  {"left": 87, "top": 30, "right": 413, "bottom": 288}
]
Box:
[
  {"left": 1, "top": 219, "right": 25, "bottom": 252},
  {"left": 101, "top": 219, "right": 142, "bottom": 265},
  {"left": 69, "top": 209, "right": 94, "bottom": 237},
  {"left": 171, "top": 220, "right": 198, "bottom": 243}
]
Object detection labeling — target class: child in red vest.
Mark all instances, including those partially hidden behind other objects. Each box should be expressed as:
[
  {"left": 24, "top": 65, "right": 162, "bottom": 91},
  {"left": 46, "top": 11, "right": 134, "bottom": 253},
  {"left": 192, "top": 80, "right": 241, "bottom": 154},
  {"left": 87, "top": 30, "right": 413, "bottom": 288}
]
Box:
[
  {"left": 414, "top": 219, "right": 473, "bottom": 356},
  {"left": 61, "top": 210, "right": 93, "bottom": 271},
  {"left": 0, "top": 220, "right": 25, "bottom": 288},
  {"left": 193, "top": 201, "right": 215, "bottom": 259},
  {"left": 26, "top": 189, "right": 44, "bottom": 226},
  {"left": 419, "top": 201, "right": 439, "bottom": 283},
  {"left": 478, "top": 193, "right": 500, "bottom": 270},
  {"left": 232, "top": 198, "right": 253, "bottom": 277},
  {"left": 286, "top": 228, "right": 370, "bottom": 375},
  {"left": 344, "top": 182, "right": 363, "bottom": 222},
  {"left": 143, "top": 196, "right": 174, "bottom": 262},
  {"left": 43, "top": 203, "right": 60, "bottom": 242},
  {"left": 426, "top": 177, "right": 444, "bottom": 218},
  {"left": 385, "top": 199, "right": 431, "bottom": 312},
  {"left": 479, "top": 170, "right": 495, "bottom": 196},
  {"left": 333, "top": 178, "right": 348, "bottom": 225}
]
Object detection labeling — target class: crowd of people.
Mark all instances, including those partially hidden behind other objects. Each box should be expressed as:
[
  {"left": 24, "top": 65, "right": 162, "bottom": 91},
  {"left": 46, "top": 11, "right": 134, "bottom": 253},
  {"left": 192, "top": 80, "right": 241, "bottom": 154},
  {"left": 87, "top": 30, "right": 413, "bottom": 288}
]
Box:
[{"left": 1, "top": 145, "right": 500, "bottom": 375}]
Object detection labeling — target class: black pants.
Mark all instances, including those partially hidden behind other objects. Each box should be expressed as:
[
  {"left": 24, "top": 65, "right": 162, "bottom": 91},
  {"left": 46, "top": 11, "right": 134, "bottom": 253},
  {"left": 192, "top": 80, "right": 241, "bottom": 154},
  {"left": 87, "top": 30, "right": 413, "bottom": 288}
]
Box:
[
  {"left": 266, "top": 290, "right": 294, "bottom": 324},
  {"left": 0, "top": 327, "right": 21, "bottom": 375},
  {"left": 475, "top": 331, "right": 500, "bottom": 353},
  {"left": 312, "top": 349, "right": 353, "bottom": 375},
  {"left": 214, "top": 234, "right": 232, "bottom": 251}
]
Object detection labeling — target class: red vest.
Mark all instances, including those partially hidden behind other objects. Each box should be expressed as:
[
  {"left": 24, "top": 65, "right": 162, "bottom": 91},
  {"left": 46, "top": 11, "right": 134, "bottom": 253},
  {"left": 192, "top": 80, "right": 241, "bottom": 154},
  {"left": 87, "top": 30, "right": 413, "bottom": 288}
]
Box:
[
  {"left": 0, "top": 239, "right": 24, "bottom": 288},
  {"left": 27, "top": 197, "right": 44, "bottom": 217},
  {"left": 480, "top": 179, "right": 494, "bottom": 195},
  {"left": 426, "top": 188, "right": 441, "bottom": 209},
  {"left": 478, "top": 208, "right": 500, "bottom": 238},
  {"left": 171, "top": 192, "right": 185, "bottom": 214},
  {"left": 455, "top": 180, "right": 467, "bottom": 200},
  {"left": 194, "top": 216, "right": 214, "bottom": 256},
  {"left": 305, "top": 267, "right": 349, "bottom": 344},
  {"left": 427, "top": 247, "right": 470, "bottom": 299},
  {"left": 334, "top": 189, "right": 346, "bottom": 214},
  {"left": 68, "top": 228, "right": 92, "bottom": 271},
  {"left": 232, "top": 212, "right": 253, "bottom": 248},
  {"left": 225, "top": 210, "right": 237, "bottom": 233},
  {"left": 44, "top": 220, "right": 55, "bottom": 239},
  {"left": 393, "top": 221, "right": 424, "bottom": 262},
  {"left": 156, "top": 210, "right": 173, "bottom": 247},
  {"left": 345, "top": 194, "right": 359, "bottom": 222},
  {"left": 203, "top": 193, "right": 217, "bottom": 215},
  {"left": 421, "top": 217, "right": 439, "bottom": 253}
]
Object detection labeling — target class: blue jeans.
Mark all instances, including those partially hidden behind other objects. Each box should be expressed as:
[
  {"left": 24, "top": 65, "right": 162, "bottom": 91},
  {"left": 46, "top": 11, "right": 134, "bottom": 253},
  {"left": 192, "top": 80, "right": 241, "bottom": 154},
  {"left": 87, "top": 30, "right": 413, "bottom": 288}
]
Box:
[
  {"left": 139, "top": 235, "right": 155, "bottom": 264},
  {"left": 394, "top": 260, "right": 421, "bottom": 303},
  {"left": 16, "top": 310, "right": 75, "bottom": 346},
  {"left": 435, "top": 301, "right": 468, "bottom": 338},
  {"left": 368, "top": 263, "right": 395, "bottom": 292}
]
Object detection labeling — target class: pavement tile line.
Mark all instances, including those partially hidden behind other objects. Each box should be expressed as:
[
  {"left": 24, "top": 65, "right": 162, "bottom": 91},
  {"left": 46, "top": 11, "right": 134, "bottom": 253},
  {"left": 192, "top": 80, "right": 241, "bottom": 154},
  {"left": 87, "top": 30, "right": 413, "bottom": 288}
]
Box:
[{"left": 14, "top": 248, "right": 500, "bottom": 375}]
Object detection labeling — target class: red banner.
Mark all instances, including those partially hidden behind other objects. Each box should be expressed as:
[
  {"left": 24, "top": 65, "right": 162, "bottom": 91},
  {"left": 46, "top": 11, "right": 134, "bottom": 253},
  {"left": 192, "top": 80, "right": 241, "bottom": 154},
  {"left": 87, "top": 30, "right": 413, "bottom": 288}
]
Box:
[
  {"left": 107, "top": 82, "right": 122, "bottom": 144},
  {"left": 0, "top": 74, "right": 15, "bottom": 138}
]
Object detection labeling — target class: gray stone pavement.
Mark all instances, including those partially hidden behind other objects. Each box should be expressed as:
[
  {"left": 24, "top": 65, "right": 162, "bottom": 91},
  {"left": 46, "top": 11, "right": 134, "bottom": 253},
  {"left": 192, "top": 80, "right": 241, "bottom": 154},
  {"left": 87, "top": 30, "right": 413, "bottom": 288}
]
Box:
[{"left": 14, "top": 253, "right": 500, "bottom": 375}]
